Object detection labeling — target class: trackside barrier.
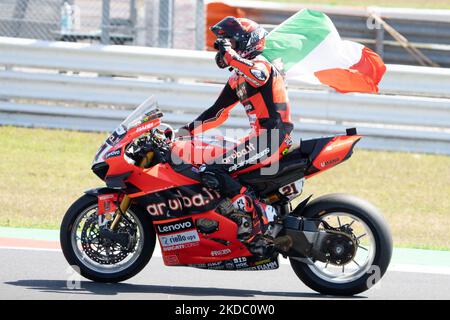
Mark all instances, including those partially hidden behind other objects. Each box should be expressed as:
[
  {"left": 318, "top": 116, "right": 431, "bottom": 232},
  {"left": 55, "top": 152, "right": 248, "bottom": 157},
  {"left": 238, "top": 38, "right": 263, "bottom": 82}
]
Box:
[{"left": 0, "top": 37, "right": 449, "bottom": 155}]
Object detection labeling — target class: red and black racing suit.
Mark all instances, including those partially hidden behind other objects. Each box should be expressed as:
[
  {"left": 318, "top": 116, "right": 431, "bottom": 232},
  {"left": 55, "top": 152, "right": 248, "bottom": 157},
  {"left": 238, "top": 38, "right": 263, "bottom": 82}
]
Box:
[{"left": 181, "top": 49, "right": 294, "bottom": 201}]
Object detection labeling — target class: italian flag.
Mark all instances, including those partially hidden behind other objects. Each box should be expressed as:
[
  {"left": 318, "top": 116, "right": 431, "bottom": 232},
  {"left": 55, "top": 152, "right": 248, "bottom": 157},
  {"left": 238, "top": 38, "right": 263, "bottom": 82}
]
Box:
[{"left": 262, "top": 9, "right": 386, "bottom": 93}]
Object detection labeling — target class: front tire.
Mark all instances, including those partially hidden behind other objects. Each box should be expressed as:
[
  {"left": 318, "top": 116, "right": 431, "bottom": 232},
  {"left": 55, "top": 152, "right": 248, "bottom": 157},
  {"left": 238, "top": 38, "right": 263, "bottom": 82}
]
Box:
[
  {"left": 60, "top": 194, "right": 156, "bottom": 283},
  {"left": 290, "top": 193, "right": 392, "bottom": 296}
]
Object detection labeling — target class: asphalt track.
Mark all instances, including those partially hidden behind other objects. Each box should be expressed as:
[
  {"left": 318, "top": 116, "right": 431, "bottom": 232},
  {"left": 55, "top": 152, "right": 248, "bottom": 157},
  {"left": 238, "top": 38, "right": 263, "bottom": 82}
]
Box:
[
  {"left": 1, "top": 227, "right": 449, "bottom": 299},
  {"left": 1, "top": 246, "right": 450, "bottom": 300}
]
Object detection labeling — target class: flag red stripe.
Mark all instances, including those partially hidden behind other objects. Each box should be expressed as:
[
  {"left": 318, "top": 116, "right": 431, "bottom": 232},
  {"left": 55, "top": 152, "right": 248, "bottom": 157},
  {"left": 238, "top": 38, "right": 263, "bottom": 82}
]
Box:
[{"left": 314, "top": 47, "right": 386, "bottom": 94}]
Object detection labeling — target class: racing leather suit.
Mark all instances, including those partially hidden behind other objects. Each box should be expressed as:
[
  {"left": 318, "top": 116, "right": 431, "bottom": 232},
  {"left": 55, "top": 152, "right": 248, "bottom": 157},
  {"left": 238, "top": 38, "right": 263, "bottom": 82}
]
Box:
[{"left": 181, "top": 48, "right": 293, "bottom": 244}]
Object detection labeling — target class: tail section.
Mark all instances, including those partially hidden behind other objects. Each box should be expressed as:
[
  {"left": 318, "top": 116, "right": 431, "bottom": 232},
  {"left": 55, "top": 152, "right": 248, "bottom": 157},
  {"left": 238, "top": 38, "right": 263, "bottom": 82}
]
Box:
[{"left": 305, "top": 128, "right": 361, "bottom": 178}]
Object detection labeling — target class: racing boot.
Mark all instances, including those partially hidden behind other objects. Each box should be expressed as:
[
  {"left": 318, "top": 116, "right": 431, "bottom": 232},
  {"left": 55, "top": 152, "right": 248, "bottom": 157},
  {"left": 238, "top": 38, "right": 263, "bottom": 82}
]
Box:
[
  {"left": 258, "top": 202, "right": 283, "bottom": 240},
  {"left": 230, "top": 188, "right": 276, "bottom": 257},
  {"left": 230, "top": 188, "right": 263, "bottom": 238}
]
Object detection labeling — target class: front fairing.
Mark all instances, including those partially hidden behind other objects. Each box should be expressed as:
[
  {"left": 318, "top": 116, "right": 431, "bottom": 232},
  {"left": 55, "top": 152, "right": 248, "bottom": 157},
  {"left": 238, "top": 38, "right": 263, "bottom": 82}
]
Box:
[{"left": 92, "top": 96, "right": 162, "bottom": 167}]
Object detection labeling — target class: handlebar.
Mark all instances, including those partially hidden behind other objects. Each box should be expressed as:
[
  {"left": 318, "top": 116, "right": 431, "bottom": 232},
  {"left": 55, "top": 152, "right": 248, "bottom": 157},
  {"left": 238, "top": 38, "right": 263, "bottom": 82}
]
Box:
[{"left": 125, "top": 124, "right": 174, "bottom": 166}]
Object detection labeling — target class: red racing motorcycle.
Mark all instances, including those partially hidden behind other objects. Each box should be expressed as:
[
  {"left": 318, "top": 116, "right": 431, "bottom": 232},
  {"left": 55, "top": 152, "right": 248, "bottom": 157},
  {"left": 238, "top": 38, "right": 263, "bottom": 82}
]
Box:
[{"left": 60, "top": 96, "right": 392, "bottom": 296}]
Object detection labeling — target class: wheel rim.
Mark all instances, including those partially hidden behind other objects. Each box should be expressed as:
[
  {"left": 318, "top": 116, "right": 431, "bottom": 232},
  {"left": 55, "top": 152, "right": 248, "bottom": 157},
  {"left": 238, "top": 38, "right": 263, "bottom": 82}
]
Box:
[
  {"left": 306, "top": 212, "right": 376, "bottom": 284},
  {"left": 70, "top": 204, "right": 145, "bottom": 274}
]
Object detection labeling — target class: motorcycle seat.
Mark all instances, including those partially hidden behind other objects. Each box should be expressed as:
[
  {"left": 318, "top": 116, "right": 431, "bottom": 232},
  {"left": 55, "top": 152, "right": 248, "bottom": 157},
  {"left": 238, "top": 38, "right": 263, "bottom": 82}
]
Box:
[{"left": 238, "top": 136, "right": 333, "bottom": 195}]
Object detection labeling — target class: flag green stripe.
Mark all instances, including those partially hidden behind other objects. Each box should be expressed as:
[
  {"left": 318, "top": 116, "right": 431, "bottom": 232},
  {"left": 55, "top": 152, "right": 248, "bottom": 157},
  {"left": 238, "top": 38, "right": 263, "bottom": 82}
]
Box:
[{"left": 263, "top": 9, "right": 332, "bottom": 71}]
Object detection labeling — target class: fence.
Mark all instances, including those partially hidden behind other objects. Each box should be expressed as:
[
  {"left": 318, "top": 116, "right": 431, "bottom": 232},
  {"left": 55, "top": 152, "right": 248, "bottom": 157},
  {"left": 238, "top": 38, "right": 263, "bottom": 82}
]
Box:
[
  {"left": 0, "top": 0, "right": 205, "bottom": 49},
  {"left": 2, "top": 0, "right": 450, "bottom": 67},
  {"left": 0, "top": 37, "right": 449, "bottom": 155},
  {"left": 224, "top": 0, "right": 450, "bottom": 68}
]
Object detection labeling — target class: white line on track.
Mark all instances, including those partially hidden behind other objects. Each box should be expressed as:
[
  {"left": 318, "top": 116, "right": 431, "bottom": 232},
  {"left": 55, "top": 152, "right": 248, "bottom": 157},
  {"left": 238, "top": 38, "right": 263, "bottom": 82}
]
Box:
[
  {"left": 0, "top": 246, "right": 61, "bottom": 252},
  {"left": 2, "top": 246, "right": 449, "bottom": 276},
  {"left": 388, "top": 264, "right": 450, "bottom": 275}
]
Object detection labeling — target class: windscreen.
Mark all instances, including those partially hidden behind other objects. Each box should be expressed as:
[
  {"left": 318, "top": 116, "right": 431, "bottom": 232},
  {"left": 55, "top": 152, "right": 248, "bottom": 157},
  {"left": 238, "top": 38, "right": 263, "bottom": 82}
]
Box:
[
  {"left": 92, "top": 96, "right": 160, "bottom": 166},
  {"left": 120, "top": 96, "right": 159, "bottom": 131}
]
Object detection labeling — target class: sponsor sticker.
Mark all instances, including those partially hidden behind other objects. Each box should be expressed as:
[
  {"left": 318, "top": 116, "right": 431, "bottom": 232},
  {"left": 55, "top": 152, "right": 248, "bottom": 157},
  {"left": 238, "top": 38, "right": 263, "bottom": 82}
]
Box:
[
  {"left": 147, "top": 188, "right": 221, "bottom": 216},
  {"left": 156, "top": 217, "right": 201, "bottom": 251},
  {"left": 233, "top": 257, "right": 248, "bottom": 269},
  {"left": 188, "top": 256, "right": 279, "bottom": 271},
  {"left": 156, "top": 218, "right": 194, "bottom": 234},
  {"left": 320, "top": 157, "right": 340, "bottom": 168},
  {"left": 284, "top": 136, "right": 293, "bottom": 147},
  {"left": 211, "top": 248, "right": 232, "bottom": 257},
  {"left": 97, "top": 194, "right": 118, "bottom": 215},
  {"left": 228, "top": 147, "right": 270, "bottom": 172},
  {"left": 162, "top": 254, "right": 179, "bottom": 266},
  {"left": 250, "top": 68, "right": 267, "bottom": 81},
  {"left": 235, "top": 55, "right": 254, "bottom": 67},
  {"left": 105, "top": 149, "right": 121, "bottom": 159},
  {"left": 242, "top": 73, "right": 261, "bottom": 87},
  {"left": 222, "top": 143, "right": 256, "bottom": 164},
  {"left": 244, "top": 260, "right": 279, "bottom": 271},
  {"left": 135, "top": 122, "right": 154, "bottom": 133},
  {"left": 162, "top": 241, "right": 199, "bottom": 252},
  {"left": 159, "top": 230, "right": 200, "bottom": 249}
]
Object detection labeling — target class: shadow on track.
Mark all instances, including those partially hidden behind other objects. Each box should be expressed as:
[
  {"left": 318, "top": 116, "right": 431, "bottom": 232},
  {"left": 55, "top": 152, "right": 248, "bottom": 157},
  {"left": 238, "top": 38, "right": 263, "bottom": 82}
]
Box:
[{"left": 5, "top": 280, "right": 365, "bottom": 299}]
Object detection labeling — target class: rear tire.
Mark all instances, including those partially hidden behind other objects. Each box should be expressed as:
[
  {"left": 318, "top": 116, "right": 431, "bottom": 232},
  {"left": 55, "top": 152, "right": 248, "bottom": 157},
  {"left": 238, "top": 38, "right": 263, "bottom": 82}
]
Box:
[
  {"left": 290, "top": 193, "right": 392, "bottom": 296},
  {"left": 60, "top": 194, "right": 156, "bottom": 283}
]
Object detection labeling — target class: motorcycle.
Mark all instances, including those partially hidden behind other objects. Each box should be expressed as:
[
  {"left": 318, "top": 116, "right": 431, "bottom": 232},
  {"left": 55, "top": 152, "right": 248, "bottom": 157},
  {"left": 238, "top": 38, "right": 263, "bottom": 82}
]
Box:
[{"left": 60, "top": 96, "right": 392, "bottom": 296}]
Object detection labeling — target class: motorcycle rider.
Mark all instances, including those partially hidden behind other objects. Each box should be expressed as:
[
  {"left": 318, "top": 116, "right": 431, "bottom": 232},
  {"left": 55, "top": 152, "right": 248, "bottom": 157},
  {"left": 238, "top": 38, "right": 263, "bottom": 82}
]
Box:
[{"left": 178, "top": 17, "right": 293, "bottom": 253}]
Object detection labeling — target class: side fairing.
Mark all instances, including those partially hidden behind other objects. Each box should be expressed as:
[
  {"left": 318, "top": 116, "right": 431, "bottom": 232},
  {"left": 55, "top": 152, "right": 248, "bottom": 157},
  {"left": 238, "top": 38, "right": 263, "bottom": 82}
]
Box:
[
  {"left": 124, "top": 163, "right": 199, "bottom": 198},
  {"left": 153, "top": 212, "right": 256, "bottom": 267},
  {"left": 135, "top": 185, "right": 223, "bottom": 220}
]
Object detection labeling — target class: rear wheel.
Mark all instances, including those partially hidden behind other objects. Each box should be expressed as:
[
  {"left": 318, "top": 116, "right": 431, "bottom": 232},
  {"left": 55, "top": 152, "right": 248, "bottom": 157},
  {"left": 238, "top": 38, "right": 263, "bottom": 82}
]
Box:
[
  {"left": 60, "top": 194, "right": 156, "bottom": 283},
  {"left": 290, "top": 193, "right": 392, "bottom": 296}
]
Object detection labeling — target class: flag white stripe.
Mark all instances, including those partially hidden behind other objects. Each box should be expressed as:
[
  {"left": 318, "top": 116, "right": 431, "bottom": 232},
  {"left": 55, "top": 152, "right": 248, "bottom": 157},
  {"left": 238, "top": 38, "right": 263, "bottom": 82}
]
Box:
[{"left": 286, "top": 27, "right": 365, "bottom": 85}]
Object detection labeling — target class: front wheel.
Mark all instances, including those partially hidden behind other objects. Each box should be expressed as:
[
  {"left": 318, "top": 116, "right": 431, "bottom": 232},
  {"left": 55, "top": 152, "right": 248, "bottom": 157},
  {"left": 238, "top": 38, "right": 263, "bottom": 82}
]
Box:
[
  {"left": 60, "top": 194, "right": 156, "bottom": 283},
  {"left": 290, "top": 193, "right": 392, "bottom": 296}
]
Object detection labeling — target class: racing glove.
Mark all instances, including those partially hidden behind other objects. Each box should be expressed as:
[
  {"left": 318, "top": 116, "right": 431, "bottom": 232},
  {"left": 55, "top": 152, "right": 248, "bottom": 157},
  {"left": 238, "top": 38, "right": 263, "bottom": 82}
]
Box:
[
  {"left": 215, "top": 52, "right": 228, "bottom": 69},
  {"left": 214, "top": 38, "right": 232, "bottom": 55},
  {"left": 214, "top": 38, "right": 235, "bottom": 68},
  {"left": 174, "top": 125, "right": 192, "bottom": 138}
]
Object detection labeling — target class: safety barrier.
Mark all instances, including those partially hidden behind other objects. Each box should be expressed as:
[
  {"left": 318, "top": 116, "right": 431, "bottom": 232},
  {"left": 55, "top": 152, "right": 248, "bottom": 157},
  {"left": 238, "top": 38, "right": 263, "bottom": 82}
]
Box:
[{"left": 0, "top": 37, "right": 449, "bottom": 155}]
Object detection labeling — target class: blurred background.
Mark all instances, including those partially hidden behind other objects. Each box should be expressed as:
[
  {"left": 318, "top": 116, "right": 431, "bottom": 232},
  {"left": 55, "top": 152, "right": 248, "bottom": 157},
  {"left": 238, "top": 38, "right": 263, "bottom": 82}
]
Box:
[
  {"left": 1, "top": 0, "right": 450, "bottom": 65},
  {"left": 0, "top": 0, "right": 449, "bottom": 251}
]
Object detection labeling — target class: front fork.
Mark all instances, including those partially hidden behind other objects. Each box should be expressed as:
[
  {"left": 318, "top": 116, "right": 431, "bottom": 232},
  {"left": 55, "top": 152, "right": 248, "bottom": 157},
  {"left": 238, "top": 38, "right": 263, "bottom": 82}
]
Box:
[{"left": 109, "top": 151, "right": 154, "bottom": 231}]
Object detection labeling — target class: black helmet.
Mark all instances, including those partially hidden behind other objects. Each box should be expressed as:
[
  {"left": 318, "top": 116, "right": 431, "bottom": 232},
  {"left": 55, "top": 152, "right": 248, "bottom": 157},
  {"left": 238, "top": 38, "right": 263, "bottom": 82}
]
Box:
[{"left": 210, "top": 16, "right": 268, "bottom": 59}]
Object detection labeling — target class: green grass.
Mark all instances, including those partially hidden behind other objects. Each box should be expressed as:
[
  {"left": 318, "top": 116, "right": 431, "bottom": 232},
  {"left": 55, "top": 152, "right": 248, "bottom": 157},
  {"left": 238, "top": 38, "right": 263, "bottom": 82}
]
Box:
[
  {"left": 0, "top": 126, "right": 449, "bottom": 250},
  {"left": 301, "top": 149, "right": 450, "bottom": 251},
  {"left": 0, "top": 126, "right": 105, "bottom": 229},
  {"left": 254, "top": 0, "right": 450, "bottom": 9}
]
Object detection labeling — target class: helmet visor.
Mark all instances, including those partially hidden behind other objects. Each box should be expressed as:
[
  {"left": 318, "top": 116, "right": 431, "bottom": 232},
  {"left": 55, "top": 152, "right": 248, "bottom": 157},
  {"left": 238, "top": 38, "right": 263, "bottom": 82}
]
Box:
[{"left": 210, "top": 16, "right": 249, "bottom": 42}]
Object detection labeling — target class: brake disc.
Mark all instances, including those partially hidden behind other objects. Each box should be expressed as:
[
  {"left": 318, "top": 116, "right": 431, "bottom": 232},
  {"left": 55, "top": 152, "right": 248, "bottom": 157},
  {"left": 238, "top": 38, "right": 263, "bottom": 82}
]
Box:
[{"left": 80, "top": 216, "right": 131, "bottom": 265}]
